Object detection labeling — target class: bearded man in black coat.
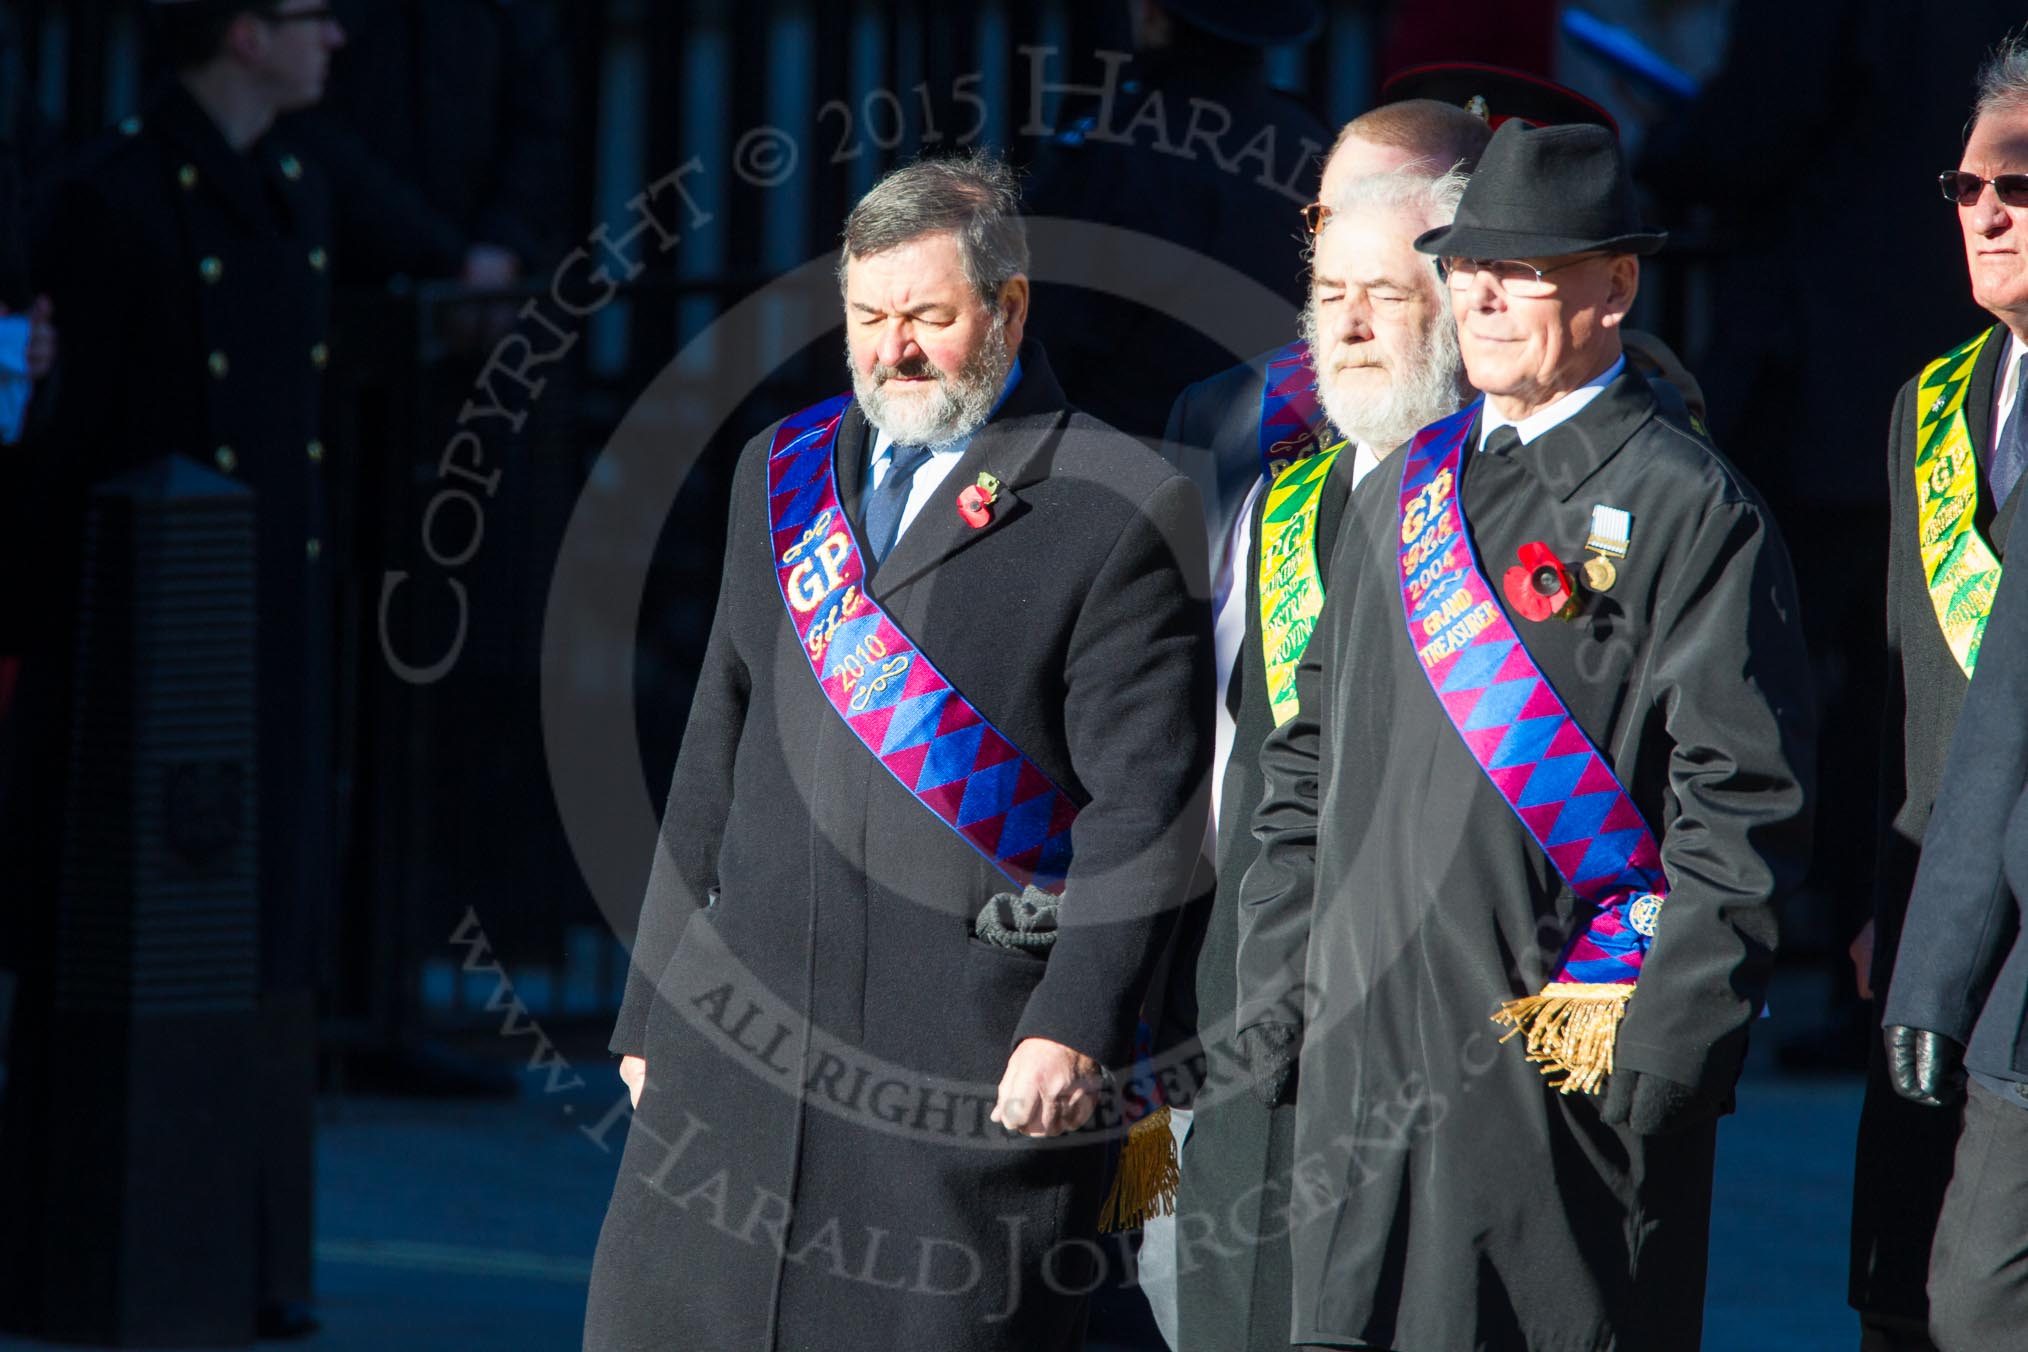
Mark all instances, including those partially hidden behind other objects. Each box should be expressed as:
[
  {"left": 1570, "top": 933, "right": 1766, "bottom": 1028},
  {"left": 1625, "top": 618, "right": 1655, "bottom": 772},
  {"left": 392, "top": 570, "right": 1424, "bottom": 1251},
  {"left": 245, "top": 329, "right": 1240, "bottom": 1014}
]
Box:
[
  {"left": 583, "top": 151, "right": 1212, "bottom": 1352},
  {"left": 1233, "top": 122, "right": 1815, "bottom": 1352}
]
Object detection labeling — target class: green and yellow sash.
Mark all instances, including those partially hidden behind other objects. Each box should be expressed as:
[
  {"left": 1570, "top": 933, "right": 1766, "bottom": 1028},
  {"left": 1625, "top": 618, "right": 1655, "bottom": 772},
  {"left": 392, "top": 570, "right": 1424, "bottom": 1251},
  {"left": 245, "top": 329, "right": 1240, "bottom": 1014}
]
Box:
[
  {"left": 1915, "top": 330, "right": 2005, "bottom": 675},
  {"left": 1258, "top": 442, "right": 1346, "bottom": 726}
]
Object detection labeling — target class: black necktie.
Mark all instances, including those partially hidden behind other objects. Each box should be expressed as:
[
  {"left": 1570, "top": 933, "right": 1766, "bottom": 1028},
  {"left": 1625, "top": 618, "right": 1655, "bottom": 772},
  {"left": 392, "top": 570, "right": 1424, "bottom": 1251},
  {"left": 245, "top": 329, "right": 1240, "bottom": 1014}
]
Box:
[
  {"left": 1991, "top": 354, "right": 2028, "bottom": 507},
  {"left": 1482, "top": 424, "right": 1523, "bottom": 457},
  {"left": 863, "top": 442, "right": 935, "bottom": 563}
]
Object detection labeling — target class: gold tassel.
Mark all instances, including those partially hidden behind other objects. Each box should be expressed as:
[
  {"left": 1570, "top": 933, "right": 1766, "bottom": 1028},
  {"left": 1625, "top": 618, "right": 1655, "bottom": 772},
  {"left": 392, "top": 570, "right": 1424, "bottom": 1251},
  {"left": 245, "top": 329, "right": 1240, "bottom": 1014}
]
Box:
[
  {"left": 1489, "top": 982, "right": 1636, "bottom": 1096},
  {"left": 1097, "top": 1105, "right": 1179, "bottom": 1233}
]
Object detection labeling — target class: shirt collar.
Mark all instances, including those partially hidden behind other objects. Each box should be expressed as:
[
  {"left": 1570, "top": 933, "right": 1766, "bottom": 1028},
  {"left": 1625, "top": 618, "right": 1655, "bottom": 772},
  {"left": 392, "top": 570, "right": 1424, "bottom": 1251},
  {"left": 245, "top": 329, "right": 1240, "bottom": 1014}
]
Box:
[
  {"left": 1477, "top": 354, "right": 1627, "bottom": 452},
  {"left": 872, "top": 355, "right": 1025, "bottom": 469}
]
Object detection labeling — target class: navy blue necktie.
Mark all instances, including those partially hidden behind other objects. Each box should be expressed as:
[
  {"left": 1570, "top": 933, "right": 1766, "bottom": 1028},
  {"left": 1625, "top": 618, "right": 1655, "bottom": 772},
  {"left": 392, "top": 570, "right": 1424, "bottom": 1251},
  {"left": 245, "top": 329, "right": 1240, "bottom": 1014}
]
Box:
[
  {"left": 1992, "top": 354, "right": 2028, "bottom": 507},
  {"left": 863, "top": 442, "right": 934, "bottom": 563}
]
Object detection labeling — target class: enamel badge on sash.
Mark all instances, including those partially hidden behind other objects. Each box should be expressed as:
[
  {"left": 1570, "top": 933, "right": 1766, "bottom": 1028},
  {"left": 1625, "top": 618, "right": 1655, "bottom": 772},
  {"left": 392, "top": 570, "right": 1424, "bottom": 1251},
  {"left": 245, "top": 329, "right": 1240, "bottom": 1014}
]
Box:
[{"left": 1583, "top": 504, "right": 1631, "bottom": 592}]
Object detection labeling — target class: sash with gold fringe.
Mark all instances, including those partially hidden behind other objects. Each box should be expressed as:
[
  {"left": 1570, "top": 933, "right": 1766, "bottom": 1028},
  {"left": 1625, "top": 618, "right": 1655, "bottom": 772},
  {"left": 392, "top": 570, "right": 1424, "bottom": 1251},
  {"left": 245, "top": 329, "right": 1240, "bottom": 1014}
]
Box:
[
  {"left": 1914, "top": 329, "right": 2005, "bottom": 676},
  {"left": 1396, "top": 403, "right": 1665, "bottom": 1094}
]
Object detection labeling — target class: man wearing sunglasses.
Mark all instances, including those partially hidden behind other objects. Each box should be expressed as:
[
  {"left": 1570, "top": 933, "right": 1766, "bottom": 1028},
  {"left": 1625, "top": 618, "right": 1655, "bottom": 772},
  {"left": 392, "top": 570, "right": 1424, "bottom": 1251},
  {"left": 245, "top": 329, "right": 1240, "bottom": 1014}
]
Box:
[
  {"left": 1880, "top": 32, "right": 2028, "bottom": 1352},
  {"left": 5, "top": 0, "right": 345, "bottom": 1339},
  {"left": 1234, "top": 119, "right": 1813, "bottom": 1351}
]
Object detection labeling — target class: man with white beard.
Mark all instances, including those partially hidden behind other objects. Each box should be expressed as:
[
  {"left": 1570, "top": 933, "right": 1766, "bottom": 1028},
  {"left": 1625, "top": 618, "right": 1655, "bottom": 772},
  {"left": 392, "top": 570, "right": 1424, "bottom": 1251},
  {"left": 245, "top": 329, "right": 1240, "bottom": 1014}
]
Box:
[
  {"left": 1163, "top": 163, "right": 1473, "bottom": 1352},
  {"left": 586, "top": 151, "right": 1213, "bottom": 1351}
]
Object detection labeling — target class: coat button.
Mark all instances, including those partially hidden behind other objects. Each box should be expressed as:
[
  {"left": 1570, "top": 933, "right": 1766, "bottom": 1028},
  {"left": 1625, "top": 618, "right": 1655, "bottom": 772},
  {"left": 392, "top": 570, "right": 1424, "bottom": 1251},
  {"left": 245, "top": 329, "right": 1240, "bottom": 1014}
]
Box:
[
  {"left": 208, "top": 350, "right": 229, "bottom": 379},
  {"left": 178, "top": 164, "right": 198, "bottom": 190},
  {"left": 214, "top": 445, "right": 237, "bottom": 473},
  {"left": 118, "top": 115, "right": 142, "bottom": 137},
  {"left": 306, "top": 537, "right": 322, "bottom": 561},
  {"left": 308, "top": 246, "right": 328, "bottom": 272},
  {"left": 310, "top": 341, "right": 329, "bottom": 368},
  {"left": 307, "top": 439, "right": 325, "bottom": 462},
  {"left": 280, "top": 154, "right": 303, "bottom": 181},
  {"left": 199, "top": 256, "right": 223, "bottom": 283}
]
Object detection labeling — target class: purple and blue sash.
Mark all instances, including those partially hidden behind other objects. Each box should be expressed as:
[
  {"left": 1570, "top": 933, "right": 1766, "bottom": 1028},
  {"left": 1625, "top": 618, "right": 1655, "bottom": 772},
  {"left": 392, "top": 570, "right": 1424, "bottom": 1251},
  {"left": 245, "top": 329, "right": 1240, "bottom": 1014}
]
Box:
[
  {"left": 1258, "top": 339, "right": 1326, "bottom": 481},
  {"left": 1396, "top": 404, "right": 1665, "bottom": 1091},
  {"left": 766, "top": 396, "right": 1078, "bottom": 892}
]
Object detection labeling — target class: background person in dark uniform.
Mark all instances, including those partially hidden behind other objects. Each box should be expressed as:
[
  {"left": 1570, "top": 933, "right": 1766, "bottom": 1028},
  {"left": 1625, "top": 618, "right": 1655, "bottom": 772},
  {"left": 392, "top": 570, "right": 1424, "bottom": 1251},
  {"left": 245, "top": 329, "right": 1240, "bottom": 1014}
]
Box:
[
  {"left": 1023, "top": 0, "right": 1330, "bottom": 442},
  {"left": 5, "top": 0, "right": 344, "bottom": 1335},
  {"left": 283, "top": 0, "right": 571, "bottom": 288}
]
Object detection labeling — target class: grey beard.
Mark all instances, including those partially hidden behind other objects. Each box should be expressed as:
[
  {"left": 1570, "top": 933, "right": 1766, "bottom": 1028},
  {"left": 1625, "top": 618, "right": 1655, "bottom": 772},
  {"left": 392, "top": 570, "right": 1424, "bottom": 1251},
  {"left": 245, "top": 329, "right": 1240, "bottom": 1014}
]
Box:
[
  {"left": 1300, "top": 304, "right": 1465, "bottom": 456},
  {"left": 851, "top": 315, "right": 1012, "bottom": 449}
]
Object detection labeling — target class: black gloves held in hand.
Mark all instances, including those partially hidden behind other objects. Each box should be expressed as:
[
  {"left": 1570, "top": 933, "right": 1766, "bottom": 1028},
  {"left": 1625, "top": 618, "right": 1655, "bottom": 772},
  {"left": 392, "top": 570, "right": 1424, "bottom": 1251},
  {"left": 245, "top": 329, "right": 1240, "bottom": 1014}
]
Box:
[
  {"left": 1596, "top": 1068, "right": 1727, "bottom": 1136},
  {"left": 1884, "top": 1025, "right": 1966, "bottom": 1108},
  {"left": 1239, "top": 1022, "right": 1300, "bottom": 1108}
]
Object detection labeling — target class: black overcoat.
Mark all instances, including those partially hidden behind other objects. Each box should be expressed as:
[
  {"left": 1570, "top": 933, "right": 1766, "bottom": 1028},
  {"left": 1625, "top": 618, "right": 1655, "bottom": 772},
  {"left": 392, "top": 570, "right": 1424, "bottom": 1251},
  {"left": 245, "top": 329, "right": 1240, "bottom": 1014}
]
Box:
[
  {"left": 584, "top": 346, "right": 1213, "bottom": 1351},
  {"left": 1853, "top": 322, "right": 2021, "bottom": 1317},
  {"left": 1235, "top": 371, "right": 1816, "bottom": 1351},
  {"left": 1162, "top": 353, "right": 1354, "bottom": 1352},
  {"left": 25, "top": 81, "right": 334, "bottom": 990},
  {"left": 1884, "top": 381, "right": 2028, "bottom": 1093}
]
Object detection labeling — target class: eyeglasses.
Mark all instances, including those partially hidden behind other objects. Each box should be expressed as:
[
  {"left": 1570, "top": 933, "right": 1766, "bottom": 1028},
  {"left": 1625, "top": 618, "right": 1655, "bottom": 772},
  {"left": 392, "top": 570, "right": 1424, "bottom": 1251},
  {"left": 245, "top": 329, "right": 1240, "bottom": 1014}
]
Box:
[
  {"left": 1939, "top": 170, "right": 2028, "bottom": 207},
  {"left": 1300, "top": 201, "right": 1331, "bottom": 235},
  {"left": 1437, "top": 254, "right": 1602, "bottom": 298}
]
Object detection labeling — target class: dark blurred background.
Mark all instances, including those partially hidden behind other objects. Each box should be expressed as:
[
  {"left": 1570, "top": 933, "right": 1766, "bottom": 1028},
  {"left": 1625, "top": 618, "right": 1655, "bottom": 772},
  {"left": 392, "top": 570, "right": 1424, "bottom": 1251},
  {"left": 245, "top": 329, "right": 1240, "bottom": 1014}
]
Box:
[{"left": 0, "top": 0, "right": 2012, "bottom": 1346}]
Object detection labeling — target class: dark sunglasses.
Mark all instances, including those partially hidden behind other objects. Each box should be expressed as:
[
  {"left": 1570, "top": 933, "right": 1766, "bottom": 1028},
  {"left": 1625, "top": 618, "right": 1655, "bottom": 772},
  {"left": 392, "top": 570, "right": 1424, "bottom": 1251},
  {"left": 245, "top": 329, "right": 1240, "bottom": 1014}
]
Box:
[{"left": 1939, "top": 170, "right": 2028, "bottom": 207}]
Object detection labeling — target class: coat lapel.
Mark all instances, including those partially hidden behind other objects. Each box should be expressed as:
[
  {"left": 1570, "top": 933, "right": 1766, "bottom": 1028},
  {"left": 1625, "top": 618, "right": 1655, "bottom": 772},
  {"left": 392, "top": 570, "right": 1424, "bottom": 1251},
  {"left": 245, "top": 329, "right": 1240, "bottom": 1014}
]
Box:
[
  {"left": 1969, "top": 320, "right": 2010, "bottom": 543},
  {"left": 866, "top": 342, "right": 1070, "bottom": 599}
]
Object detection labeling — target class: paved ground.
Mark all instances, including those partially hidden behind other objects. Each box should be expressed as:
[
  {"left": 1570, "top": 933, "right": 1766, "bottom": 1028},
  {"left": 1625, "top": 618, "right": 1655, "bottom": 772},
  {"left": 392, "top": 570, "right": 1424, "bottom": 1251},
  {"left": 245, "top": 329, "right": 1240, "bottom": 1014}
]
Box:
[{"left": 0, "top": 1054, "right": 1869, "bottom": 1351}]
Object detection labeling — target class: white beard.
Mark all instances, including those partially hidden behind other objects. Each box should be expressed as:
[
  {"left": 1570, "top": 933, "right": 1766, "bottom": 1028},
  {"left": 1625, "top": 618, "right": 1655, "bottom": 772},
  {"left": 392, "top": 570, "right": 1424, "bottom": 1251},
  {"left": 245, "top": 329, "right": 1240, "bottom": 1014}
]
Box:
[
  {"left": 850, "top": 315, "right": 1012, "bottom": 448},
  {"left": 1300, "top": 304, "right": 1465, "bottom": 456}
]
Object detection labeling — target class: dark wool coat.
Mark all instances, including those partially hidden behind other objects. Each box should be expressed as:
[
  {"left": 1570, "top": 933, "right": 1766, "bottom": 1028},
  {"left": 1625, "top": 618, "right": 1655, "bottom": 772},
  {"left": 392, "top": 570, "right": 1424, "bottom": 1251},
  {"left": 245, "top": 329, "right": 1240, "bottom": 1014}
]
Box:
[
  {"left": 24, "top": 80, "right": 334, "bottom": 990},
  {"left": 1883, "top": 328, "right": 2028, "bottom": 1093},
  {"left": 1853, "top": 322, "right": 2021, "bottom": 1318},
  {"left": 1235, "top": 371, "right": 1816, "bottom": 1351},
  {"left": 1163, "top": 352, "right": 1353, "bottom": 1352},
  {"left": 585, "top": 346, "right": 1213, "bottom": 1352}
]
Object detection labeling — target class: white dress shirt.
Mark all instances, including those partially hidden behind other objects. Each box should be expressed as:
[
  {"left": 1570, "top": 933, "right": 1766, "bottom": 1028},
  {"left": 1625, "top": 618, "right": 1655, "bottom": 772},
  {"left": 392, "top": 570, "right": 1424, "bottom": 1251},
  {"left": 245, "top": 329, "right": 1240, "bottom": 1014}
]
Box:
[
  {"left": 1993, "top": 330, "right": 2026, "bottom": 452},
  {"left": 867, "top": 358, "right": 1024, "bottom": 543},
  {"left": 1476, "top": 354, "right": 1627, "bottom": 451}
]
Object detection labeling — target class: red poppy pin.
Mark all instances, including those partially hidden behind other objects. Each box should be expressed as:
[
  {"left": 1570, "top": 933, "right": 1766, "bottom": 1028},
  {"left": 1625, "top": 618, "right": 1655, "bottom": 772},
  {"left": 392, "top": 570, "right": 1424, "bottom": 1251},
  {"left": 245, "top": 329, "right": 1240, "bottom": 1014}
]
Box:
[
  {"left": 957, "top": 472, "right": 1001, "bottom": 528},
  {"left": 1502, "top": 541, "right": 1581, "bottom": 622}
]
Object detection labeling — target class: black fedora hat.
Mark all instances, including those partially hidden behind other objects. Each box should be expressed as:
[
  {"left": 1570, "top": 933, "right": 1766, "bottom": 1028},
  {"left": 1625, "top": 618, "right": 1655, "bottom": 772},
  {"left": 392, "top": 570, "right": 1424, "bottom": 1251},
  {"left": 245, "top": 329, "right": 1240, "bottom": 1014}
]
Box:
[
  {"left": 1380, "top": 62, "right": 1619, "bottom": 137},
  {"left": 1413, "top": 121, "right": 1666, "bottom": 260}
]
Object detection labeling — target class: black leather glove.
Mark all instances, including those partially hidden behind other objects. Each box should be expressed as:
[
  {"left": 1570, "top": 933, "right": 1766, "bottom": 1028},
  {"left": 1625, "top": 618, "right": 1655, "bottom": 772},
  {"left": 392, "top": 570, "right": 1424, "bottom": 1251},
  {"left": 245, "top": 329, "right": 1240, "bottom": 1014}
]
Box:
[
  {"left": 1596, "top": 1068, "right": 1726, "bottom": 1136},
  {"left": 1238, "top": 1022, "right": 1300, "bottom": 1108},
  {"left": 1884, "top": 1025, "right": 1967, "bottom": 1107}
]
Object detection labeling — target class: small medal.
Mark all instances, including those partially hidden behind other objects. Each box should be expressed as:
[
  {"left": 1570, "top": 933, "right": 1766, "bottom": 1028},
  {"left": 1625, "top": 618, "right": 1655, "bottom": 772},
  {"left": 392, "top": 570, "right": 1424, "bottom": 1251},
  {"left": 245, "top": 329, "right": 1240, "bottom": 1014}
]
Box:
[{"left": 1583, "top": 504, "right": 1631, "bottom": 593}]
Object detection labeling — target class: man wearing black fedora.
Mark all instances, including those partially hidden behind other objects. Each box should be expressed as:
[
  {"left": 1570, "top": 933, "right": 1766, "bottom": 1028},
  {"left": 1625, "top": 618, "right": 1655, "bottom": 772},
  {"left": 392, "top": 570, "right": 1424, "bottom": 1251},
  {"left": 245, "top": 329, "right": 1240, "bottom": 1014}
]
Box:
[{"left": 1233, "top": 120, "right": 1816, "bottom": 1350}]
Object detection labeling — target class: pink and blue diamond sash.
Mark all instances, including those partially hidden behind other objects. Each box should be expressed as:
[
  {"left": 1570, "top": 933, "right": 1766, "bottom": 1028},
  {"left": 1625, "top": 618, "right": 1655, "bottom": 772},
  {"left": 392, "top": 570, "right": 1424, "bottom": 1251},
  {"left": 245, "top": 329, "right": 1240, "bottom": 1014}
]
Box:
[
  {"left": 1258, "top": 339, "right": 1327, "bottom": 481},
  {"left": 766, "top": 395, "right": 1078, "bottom": 893},
  {"left": 1397, "top": 405, "right": 1665, "bottom": 1088}
]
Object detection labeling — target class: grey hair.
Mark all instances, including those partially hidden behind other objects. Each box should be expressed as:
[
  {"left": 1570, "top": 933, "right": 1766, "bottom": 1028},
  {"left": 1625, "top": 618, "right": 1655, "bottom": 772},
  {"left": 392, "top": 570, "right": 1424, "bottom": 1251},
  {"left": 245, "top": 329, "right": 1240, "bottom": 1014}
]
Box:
[
  {"left": 837, "top": 150, "right": 1029, "bottom": 305},
  {"left": 1306, "top": 163, "right": 1470, "bottom": 264},
  {"left": 1972, "top": 29, "right": 2028, "bottom": 131}
]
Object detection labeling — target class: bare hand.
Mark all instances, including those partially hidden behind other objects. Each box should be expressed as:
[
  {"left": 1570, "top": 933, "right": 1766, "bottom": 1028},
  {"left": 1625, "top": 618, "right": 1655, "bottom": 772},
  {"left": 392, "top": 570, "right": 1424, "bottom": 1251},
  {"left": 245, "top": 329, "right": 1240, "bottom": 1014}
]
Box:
[
  {"left": 619, "top": 1054, "right": 645, "bottom": 1109},
  {"left": 1849, "top": 919, "right": 1876, "bottom": 1001},
  {"left": 990, "top": 1037, "right": 1103, "bottom": 1138}
]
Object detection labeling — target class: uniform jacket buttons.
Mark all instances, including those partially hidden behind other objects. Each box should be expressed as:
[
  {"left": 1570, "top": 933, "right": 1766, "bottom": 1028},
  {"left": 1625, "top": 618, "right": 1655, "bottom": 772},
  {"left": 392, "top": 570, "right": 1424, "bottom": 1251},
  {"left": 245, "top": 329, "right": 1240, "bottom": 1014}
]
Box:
[
  {"left": 200, "top": 256, "right": 223, "bottom": 283},
  {"left": 280, "top": 154, "right": 303, "bottom": 181},
  {"left": 178, "top": 164, "right": 199, "bottom": 190},
  {"left": 310, "top": 341, "right": 329, "bottom": 368},
  {"left": 308, "top": 247, "right": 328, "bottom": 272},
  {"left": 306, "top": 537, "right": 322, "bottom": 561},
  {"left": 208, "top": 350, "right": 229, "bottom": 379},
  {"left": 214, "top": 445, "right": 237, "bottom": 473},
  {"left": 307, "top": 439, "right": 325, "bottom": 462}
]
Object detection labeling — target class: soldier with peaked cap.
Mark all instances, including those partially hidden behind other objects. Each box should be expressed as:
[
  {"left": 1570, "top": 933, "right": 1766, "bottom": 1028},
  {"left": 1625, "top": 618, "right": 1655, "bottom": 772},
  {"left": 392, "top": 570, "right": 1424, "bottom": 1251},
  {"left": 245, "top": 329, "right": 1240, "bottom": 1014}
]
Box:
[
  {"left": 1233, "top": 120, "right": 1814, "bottom": 1350},
  {"left": 0, "top": 0, "right": 344, "bottom": 1337},
  {"left": 1877, "top": 31, "right": 2028, "bottom": 1352},
  {"left": 584, "top": 151, "right": 1212, "bottom": 1352}
]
